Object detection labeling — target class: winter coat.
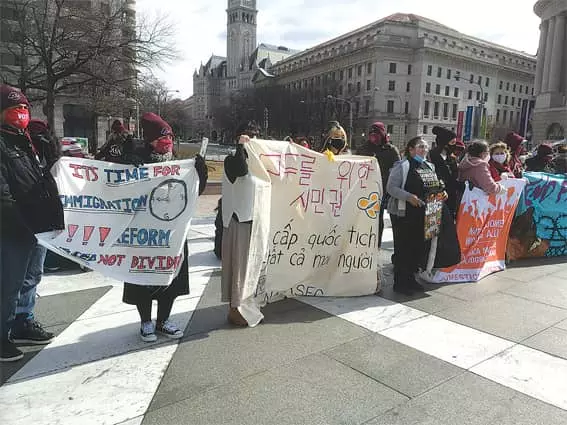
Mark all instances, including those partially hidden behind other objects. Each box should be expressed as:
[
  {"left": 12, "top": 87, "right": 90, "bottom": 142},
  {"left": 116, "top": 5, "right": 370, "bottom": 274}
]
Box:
[
  {"left": 0, "top": 126, "right": 64, "bottom": 242},
  {"left": 552, "top": 153, "right": 567, "bottom": 174},
  {"left": 458, "top": 155, "right": 502, "bottom": 194},
  {"left": 488, "top": 159, "right": 513, "bottom": 182},
  {"left": 95, "top": 132, "right": 131, "bottom": 163},
  {"left": 429, "top": 147, "right": 459, "bottom": 215},
  {"left": 525, "top": 155, "right": 554, "bottom": 173},
  {"left": 358, "top": 142, "right": 400, "bottom": 191}
]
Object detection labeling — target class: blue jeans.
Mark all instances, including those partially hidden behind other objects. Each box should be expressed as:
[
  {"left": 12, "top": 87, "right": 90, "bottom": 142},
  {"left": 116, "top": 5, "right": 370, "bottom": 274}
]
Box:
[
  {"left": 0, "top": 236, "right": 35, "bottom": 340},
  {"left": 15, "top": 243, "right": 47, "bottom": 321}
]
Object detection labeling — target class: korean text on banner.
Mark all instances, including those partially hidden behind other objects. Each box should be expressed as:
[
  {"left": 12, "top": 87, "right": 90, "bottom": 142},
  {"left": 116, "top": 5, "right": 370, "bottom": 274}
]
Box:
[
  {"left": 429, "top": 178, "right": 526, "bottom": 283},
  {"left": 245, "top": 140, "right": 382, "bottom": 302},
  {"left": 36, "top": 157, "right": 199, "bottom": 285},
  {"left": 508, "top": 172, "right": 567, "bottom": 260}
]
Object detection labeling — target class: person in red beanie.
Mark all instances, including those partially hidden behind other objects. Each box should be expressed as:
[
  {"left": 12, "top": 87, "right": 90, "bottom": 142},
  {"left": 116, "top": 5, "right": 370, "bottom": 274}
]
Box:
[
  {"left": 0, "top": 84, "right": 64, "bottom": 361},
  {"left": 504, "top": 132, "right": 525, "bottom": 178},
  {"left": 358, "top": 121, "right": 400, "bottom": 247},
  {"left": 525, "top": 143, "right": 555, "bottom": 173},
  {"left": 121, "top": 112, "right": 208, "bottom": 342},
  {"left": 95, "top": 119, "right": 131, "bottom": 163}
]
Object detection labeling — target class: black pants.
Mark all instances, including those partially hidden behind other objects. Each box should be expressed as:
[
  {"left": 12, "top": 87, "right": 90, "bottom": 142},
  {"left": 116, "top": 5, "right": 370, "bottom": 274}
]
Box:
[
  {"left": 391, "top": 213, "right": 425, "bottom": 288},
  {"left": 136, "top": 292, "right": 176, "bottom": 324},
  {"left": 378, "top": 194, "right": 390, "bottom": 247}
]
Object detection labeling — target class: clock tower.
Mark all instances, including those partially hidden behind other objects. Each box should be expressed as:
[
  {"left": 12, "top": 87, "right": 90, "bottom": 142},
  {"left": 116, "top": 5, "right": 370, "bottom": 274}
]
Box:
[{"left": 226, "top": 0, "right": 258, "bottom": 79}]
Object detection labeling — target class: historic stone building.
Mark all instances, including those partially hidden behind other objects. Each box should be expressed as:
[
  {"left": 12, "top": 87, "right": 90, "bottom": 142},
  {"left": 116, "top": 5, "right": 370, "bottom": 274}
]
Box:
[
  {"left": 533, "top": 0, "right": 567, "bottom": 142},
  {"left": 260, "top": 13, "right": 537, "bottom": 147},
  {"left": 191, "top": 0, "right": 298, "bottom": 138}
]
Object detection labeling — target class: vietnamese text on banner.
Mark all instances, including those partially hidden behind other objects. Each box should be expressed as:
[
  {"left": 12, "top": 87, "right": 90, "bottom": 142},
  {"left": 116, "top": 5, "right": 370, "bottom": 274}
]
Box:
[
  {"left": 36, "top": 157, "right": 199, "bottom": 285},
  {"left": 244, "top": 140, "right": 383, "bottom": 302}
]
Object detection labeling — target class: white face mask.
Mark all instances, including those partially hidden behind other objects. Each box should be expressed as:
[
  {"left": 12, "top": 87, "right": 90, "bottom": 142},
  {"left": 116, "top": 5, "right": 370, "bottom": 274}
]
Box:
[{"left": 492, "top": 153, "right": 507, "bottom": 164}]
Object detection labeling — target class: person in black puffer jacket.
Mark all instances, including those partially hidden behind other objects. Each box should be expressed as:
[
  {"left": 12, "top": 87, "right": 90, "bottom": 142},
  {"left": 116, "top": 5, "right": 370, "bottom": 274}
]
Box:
[
  {"left": 121, "top": 112, "right": 208, "bottom": 343},
  {"left": 0, "top": 85, "right": 64, "bottom": 362}
]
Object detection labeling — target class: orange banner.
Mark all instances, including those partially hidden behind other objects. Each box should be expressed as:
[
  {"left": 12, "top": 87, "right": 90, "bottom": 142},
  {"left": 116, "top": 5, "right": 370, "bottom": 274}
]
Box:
[{"left": 428, "top": 179, "right": 526, "bottom": 283}]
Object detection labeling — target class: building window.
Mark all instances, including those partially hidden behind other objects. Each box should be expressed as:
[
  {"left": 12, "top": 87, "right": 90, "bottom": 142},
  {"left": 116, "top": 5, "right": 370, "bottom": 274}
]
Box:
[
  {"left": 476, "top": 91, "right": 481, "bottom": 101},
  {"left": 348, "top": 68, "right": 353, "bottom": 78},
  {"left": 519, "top": 85, "right": 523, "bottom": 94},
  {"left": 510, "top": 111, "right": 514, "bottom": 125},
  {"left": 484, "top": 92, "right": 488, "bottom": 102},
  {"left": 426, "top": 82, "right": 431, "bottom": 93},
  {"left": 452, "top": 104, "right": 458, "bottom": 120},
  {"left": 357, "top": 82, "right": 361, "bottom": 93},
  {"left": 437, "top": 67, "right": 442, "bottom": 78},
  {"left": 518, "top": 98, "right": 522, "bottom": 107},
  {"left": 498, "top": 94, "right": 502, "bottom": 104},
  {"left": 468, "top": 90, "right": 473, "bottom": 100},
  {"left": 387, "top": 124, "right": 394, "bottom": 134},
  {"left": 365, "top": 99, "right": 370, "bottom": 114},
  {"left": 406, "top": 82, "right": 411, "bottom": 92},
  {"left": 506, "top": 82, "right": 510, "bottom": 91},
  {"left": 387, "top": 100, "right": 395, "bottom": 113},
  {"left": 485, "top": 77, "right": 490, "bottom": 87},
  {"left": 348, "top": 83, "right": 352, "bottom": 93},
  {"left": 499, "top": 81, "right": 503, "bottom": 90},
  {"left": 454, "top": 87, "right": 459, "bottom": 98},
  {"left": 447, "top": 69, "right": 452, "bottom": 80},
  {"left": 357, "top": 65, "right": 363, "bottom": 77},
  {"left": 445, "top": 86, "right": 450, "bottom": 96},
  {"left": 477, "top": 76, "right": 482, "bottom": 85},
  {"left": 511, "top": 96, "right": 515, "bottom": 106},
  {"left": 423, "top": 125, "right": 428, "bottom": 134},
  {"left": 340, "top": 70, "right": 344, "bottom": 80},
  {"left": 407, "top": 64, "right": 412, "bottom": 75},
  {"left": 525, "top": 86, "right": 529, "bottom": 94},
  {"left": 427, "top": 65, "right": 432, "bottom": 76},
  {"left": 367, "top": 62, "right": 372, "bottom": 74},
  {"left": 496, "top": 109, "right": 501, "bottom": 123},
  {"left": 388, "top": 80, "right": 396, "bottom": 91},
  {"left": 513, "top": 83, "right": 516, "bottom": 92},
  {"left": 366, "top": 80, "right": 371, "bottom": 91},
  {"left": 443, "top": 102, "right": 449, "bottom": 119},
  {"left": 424, "top": 100, "right": 430, "bottom": 117},
  {"left": 405, "top": 101, "right": 409, "bottom": 114},
  {"left": 505, "top": 96, "right": 508, "bottom": 105},
  {"left": 434, "top": 101, "right": 440, "bottom": 118},
  {"left": 389, "top": 62, "right": 397, "bottom": 73},
  {"left": 469, "top": 74, "right": 474, "bottom": 83},
  {"left": 435, "top": 84, "right": 441, "bottom": 95},
  {"left": 503, "top": 110, "right": 508, "bottom": 122},
  {"left": 404, "top": 125, "right": 408, "bottom": 135},
  {"left": 531, "top": 87, "right": 534, "bottom": 95},
  {"left": 355, "top": 101, "right": 360, "bottom": 115},
  {"left": 339, "top": 85, "right": 343, "bottom": 95}
]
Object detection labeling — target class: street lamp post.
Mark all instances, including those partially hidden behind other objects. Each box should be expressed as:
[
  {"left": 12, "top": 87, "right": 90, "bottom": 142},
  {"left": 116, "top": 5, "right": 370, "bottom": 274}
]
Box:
[
  {"left": 455, "top": 71, "right": 485, "bottom": 139},
  {"left": 327, "top": 95, "right": 353, "bottom": 146}
]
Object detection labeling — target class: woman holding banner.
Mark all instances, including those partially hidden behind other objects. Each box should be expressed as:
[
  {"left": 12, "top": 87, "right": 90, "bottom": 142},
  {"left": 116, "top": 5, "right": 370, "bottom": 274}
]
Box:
[
  {"left": 121, "top": 113, "right": 208, "bottom": 342},
  {"left": 387, "top": 137, "right": 459, "bottom": 295}
]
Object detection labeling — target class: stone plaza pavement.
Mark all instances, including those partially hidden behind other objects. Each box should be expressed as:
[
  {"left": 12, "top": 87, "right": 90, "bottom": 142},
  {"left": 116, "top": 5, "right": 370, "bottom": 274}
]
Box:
[{"left": 1, "top": 195, "right": 567, "bottom": 424}]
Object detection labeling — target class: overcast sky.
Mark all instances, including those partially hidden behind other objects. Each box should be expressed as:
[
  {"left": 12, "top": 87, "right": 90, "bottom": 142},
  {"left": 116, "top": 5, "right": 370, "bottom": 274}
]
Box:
[{"left": 137, "top": 0, "right": 541, "bottom": 99}]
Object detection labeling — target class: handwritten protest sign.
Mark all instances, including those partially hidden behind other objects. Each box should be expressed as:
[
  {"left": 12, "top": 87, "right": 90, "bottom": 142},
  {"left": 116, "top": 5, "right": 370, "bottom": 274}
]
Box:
[
  {"left": 244, "top": 140, "right": 382, "bottom": 302},
  {"left": 36, "top": 157, "right": 199, "bottom": 285},
  {"left": 508, "top": 172, "right": 567, "bottom": 260},
  {"left": 428, "top": 179, "right": 525, "bottom": 283}
]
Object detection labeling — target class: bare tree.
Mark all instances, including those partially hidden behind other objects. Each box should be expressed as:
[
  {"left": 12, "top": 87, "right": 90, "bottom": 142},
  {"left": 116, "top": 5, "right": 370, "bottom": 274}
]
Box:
[{"left": 0, "top": 0, "right": 177, "bottom": 136}]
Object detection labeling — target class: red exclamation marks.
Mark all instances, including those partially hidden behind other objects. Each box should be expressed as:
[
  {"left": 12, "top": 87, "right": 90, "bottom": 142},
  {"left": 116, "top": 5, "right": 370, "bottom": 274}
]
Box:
[
  {"left": 82, "top": 226, "right": 95, "bottom": 245},
  {"left": 67, "top": 224, "right": 79, "bottom": 242},
  {"left": 99, "top": 227, "right": 111, "bottom": 246}
]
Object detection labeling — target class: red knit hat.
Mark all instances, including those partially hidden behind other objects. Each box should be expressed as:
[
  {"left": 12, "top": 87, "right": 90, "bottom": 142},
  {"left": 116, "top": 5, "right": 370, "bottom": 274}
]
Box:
[
  {"left": 0, "top": 84, "right": 30, "bottom": 111},
  {"left": 504, "top": 132, "right": 524, "bottom": 151},
  {"left": 27, "top": 119, "right": 49, "bottom": 136},
  {"left": 537, "top": 143, "right": 554, "bottom": 157},
  {"left": 454, "top": 140, "right": 466, "bottom": 151},
  {"left": 141, "top": 112, "right": 173, "bottom": 142}
]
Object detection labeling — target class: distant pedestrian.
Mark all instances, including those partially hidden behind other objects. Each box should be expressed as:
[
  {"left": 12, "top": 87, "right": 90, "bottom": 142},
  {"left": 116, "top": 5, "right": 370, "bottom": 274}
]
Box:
[
  {"left": 504, "top": 132, "right": 525, "bottom": 178},
  {"left": 552, "top": 144, "right": 567, "bottom": 174},
  {"left": 95, "top": 119, "right": 131, "bottom": 163}
]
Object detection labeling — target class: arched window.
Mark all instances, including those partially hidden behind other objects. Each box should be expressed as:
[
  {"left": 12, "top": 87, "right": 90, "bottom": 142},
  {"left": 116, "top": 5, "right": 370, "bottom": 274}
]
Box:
[{"left": 547, "top": 123, "right": 565, "bottom": 140}]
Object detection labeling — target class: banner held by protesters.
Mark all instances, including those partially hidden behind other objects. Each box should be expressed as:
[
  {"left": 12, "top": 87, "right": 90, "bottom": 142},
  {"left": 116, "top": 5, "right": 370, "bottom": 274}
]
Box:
[
  {"left": 36, "top": 157, "right": 199, "bottom": 285},
  {"left": 243, "top": 139, "right": 382, "bottom": 304},
  {"left": 427, "top": 178, "right": 526, "bottom": 283}
]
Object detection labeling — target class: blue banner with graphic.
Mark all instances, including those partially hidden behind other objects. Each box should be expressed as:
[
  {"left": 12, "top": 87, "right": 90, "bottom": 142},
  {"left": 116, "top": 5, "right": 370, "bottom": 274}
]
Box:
[
  {"left": 507, "top": 172, "right": 567, "bottom": 260},
  {"left": 464, "top": 106, "right": 474, "bottom": 141}
]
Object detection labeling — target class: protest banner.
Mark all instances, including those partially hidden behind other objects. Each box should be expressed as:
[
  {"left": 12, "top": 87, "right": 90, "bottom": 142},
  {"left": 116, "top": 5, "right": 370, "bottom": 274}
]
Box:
[
  {"left": 427, "top": 178, "right": 526, "bottom": 283},
  {"left": 244, "top": 140, "right": 382, "bottom": 303},
  {"left": 507, "top": 172, "right": 567, "bottom": 260},
  {"left": 36, "top": 157, "right": 199, "bottom": 285}
]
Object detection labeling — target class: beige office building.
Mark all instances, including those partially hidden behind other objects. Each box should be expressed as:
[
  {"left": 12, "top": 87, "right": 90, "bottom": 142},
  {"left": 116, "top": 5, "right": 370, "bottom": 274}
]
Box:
[
  {"left": 533, "top": 0, "right": 567, "bottom": 141},
  {"left": 263, "top": 13, "right": 537, "bottom": 148}
]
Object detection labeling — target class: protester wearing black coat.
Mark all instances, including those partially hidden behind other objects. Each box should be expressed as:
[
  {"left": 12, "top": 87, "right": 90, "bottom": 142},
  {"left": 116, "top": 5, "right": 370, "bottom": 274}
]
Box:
[{"left": 429, "top": 126, "right": 459, "bottom": 216}]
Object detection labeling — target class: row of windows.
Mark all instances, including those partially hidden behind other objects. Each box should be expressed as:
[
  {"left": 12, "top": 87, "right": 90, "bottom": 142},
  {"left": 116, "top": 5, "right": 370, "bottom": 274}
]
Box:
[
  {"left": 423, "top": 100, "right": 459, "bottom": 120},
  {"left": 495, "top": 109, "right": 520, "bottom": 126},
  {"left": 497, "top": 95, "right": 528, "bottom": 107},
  {"left": 387, "top": 62, "right": 412, "bottom": 75}
]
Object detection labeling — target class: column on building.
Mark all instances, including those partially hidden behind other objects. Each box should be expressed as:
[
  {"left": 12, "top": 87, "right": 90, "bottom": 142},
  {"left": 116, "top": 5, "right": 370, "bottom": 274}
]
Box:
[
  {"left": 549, "top": 14, "right": 566, "bottom": 93},
  {"left": 535, "top": 19, "right": 549, "bottom": 95},
  {"left": 541, "top": 16, "right": 556, "bottom": 92}
]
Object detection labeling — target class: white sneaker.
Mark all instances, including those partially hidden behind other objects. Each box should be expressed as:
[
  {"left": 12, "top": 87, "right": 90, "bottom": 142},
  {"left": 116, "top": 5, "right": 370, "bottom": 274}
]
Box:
[
  {"left": 156, "top": 320, "right": 183, "bottom": 339},
  {"left": 140, "top": 321, "right": 157, "bottom": 342}
]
